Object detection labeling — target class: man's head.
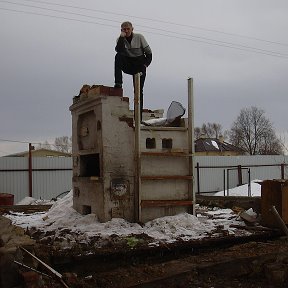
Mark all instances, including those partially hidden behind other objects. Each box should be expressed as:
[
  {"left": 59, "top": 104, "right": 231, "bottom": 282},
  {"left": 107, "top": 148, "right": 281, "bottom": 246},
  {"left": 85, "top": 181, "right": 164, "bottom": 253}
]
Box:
[{"left": 121, "top": 21, "right": 133, "bottom": 37}]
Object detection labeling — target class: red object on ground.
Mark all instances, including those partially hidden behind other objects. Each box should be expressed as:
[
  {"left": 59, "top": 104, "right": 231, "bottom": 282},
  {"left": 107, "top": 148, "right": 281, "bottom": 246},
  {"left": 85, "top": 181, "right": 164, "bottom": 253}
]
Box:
[{"left": 0, "top": 193, "right": 14, "bottom": 205}]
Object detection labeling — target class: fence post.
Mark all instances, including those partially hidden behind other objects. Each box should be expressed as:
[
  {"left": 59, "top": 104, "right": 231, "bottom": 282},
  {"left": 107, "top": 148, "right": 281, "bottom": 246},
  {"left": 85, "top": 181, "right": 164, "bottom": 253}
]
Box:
[
  {"left": 281, "top": 163, "right": 285, "bottom": 180},
  {"left": 196, "top": 162, "right": 200, "bottom": 194},
  {"left": 237, "top": 165, "right": 242, "bottom": 186},
  {"left": 28, "top": 143, "right": 34, "bottom": 197},
  {"left": 223, "top": 169, "right": 226, "bottom": 196}
]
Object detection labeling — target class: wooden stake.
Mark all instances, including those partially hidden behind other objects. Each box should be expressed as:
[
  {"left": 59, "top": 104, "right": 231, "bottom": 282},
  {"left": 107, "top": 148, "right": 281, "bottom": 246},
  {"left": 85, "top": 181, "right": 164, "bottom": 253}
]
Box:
[{"left": 20, "top": 247, "right": 70, "bottom": 288}]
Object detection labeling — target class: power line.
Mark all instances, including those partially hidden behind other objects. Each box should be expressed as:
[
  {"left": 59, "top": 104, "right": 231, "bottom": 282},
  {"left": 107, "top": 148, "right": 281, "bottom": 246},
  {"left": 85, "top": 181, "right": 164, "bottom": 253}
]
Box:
[
  {"left": 1, "top": 6, "right": 288, "bottom": 59},
  {"left": 0, "top": 7, "right": 118, "bottom": 28},
  {"left": 2, "top": 0, "right": 288, "bottom": 57},
  {"left": 18, "top": 0, "right": 288, "bottom": 48},
  {"left": 0, "top": 138, "right": 36, "bottom": 144},
  {"left": 0, "top": 138, "right": 71, "bottom": 147}
]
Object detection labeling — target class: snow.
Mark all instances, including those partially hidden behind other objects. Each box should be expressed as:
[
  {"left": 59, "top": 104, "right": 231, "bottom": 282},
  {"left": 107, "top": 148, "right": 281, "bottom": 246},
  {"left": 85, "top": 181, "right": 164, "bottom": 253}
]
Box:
[
  {"left": 5, "top": 181, "right": 261, "bottom": 248},
  {"left": 16, "top": 197, "right": 55, "bottom": 206},
  {"left": 214, "top": 179, "right": 262, "bottom": 197},
  {"left": 142, "top": 117, "right": 167, "bottom": 126},
  {"left": 211, "top": 140, "right": 219, "bottom": 150}
]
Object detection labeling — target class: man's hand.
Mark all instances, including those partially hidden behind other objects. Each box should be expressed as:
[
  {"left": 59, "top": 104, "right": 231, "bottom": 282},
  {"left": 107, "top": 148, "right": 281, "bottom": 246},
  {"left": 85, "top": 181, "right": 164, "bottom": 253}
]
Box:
[{"left": 120, "top": 31, "right": 126, "bottom": 37}]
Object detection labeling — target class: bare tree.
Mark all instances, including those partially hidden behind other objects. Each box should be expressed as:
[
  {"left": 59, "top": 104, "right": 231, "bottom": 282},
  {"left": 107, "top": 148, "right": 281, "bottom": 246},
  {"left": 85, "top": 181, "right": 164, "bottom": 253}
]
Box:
[
  {"left": 194, "top": 122, "right": 226, "bottom": 139},
  {"left": 229, "top": 106, "right": 283, "bottom": 155},
  {"left": 194, "top": 127, "right": 201, "bottom": 139},
  {"left": 54, "top": 136, "right": 72, "bottom": 153},
  {"left": 36, "top": 140, "right": 51, "bottom": 150}
]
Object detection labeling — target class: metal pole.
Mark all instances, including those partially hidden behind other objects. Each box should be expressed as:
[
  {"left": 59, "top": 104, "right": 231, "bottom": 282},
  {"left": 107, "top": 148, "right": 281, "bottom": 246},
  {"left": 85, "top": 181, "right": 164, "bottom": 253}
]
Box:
[
  {"left": 227, "top": 169, "right": 229, "bottom": 196},
  {"left": 187, "top": 78, "right": 195, "bottom": 215},
  {"left": 237, "top": 165, "right": 242, "bottom": 186},
  {"left": 248, "top": 168, "right": 251, "bottom": 197},
  {"left": 223, "top": 169, "right": 226, "bottom": 196},
  {"left": 281, "top": 163, "right": 285, "bottom": 179},
  {"left": 134, "top": 73, "right": 141, "bottom": 222},
  {"left": 196, "top": 162, "right": 200, "bottom": 194},
  {"left": 28, "top": 143, "right": 33, "bottom": 197}
]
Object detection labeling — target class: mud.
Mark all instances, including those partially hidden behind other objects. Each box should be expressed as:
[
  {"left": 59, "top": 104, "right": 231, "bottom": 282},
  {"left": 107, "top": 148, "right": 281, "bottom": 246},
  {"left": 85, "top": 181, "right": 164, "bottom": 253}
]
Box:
[
  {"left": 1, "top": 207, "right": 288, "bottom": 288},
  {"left": 28, "top": 237, "right": 288, "bottom": 288}
]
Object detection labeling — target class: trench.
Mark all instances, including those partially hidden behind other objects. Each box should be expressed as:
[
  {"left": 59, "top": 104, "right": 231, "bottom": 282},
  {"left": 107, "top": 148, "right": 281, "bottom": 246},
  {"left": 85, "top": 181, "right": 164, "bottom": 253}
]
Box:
[
  {"left": 52, "top": 232, "right": 279, "bottom": 272},
  {"left": 41, "top": 232, "right": 286, "bottom": 288}
]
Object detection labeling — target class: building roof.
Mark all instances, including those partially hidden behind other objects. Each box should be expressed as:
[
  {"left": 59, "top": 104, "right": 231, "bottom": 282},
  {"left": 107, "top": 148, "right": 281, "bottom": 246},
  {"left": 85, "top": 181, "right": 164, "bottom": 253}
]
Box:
[
  {"left": 195, "top": 138, "right": 245, "bottom": 154},
  {"left": 4, "top": 148, "right": 71, "bottom": 157}
]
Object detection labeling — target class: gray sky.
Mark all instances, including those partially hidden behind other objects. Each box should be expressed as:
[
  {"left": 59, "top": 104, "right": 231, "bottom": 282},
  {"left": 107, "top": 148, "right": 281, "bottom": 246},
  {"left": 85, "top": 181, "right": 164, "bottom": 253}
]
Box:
[{"left": 1, "top": 0, "right": 288, "bottom": 155}]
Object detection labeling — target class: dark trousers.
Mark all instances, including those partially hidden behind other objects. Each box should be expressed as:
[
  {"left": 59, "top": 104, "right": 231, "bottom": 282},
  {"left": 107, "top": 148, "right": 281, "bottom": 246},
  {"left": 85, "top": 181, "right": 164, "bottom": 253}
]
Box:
[{"left": 115, "top": 53, "right": 146, "bottom": 120}]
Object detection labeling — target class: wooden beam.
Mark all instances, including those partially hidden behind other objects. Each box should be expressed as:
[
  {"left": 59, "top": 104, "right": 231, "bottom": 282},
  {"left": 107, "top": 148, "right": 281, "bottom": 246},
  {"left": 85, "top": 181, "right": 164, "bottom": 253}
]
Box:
[
  {"left": 141, "top": 175, "right": 193, "bottom": 180},
  {"left": 141, "top": 152, "right": 192, "bottom": 157},
  {"left": 141, "top": 200, "right": 193, "bottom": 207}
]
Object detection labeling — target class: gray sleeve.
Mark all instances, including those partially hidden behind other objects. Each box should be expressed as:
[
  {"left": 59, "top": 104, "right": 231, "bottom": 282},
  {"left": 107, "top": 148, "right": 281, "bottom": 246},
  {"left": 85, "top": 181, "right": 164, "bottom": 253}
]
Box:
[{"left": 140, "top": 34, "right": 152, "bottom": 54}]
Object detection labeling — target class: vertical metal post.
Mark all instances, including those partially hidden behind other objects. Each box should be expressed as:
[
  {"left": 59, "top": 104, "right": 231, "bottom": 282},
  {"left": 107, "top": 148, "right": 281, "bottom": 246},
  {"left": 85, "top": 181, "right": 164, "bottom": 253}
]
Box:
[
  {"left": 187, "top": 78, "right": 195, "bottom": 215},
  {"left": 237, "top": 165, "right": 243, "bottom": 186},
  {"left": 248, "top": 168, "right": 251, "bottom": 197},
  {"left": 281, "top": 163, "right": 285, "bottom": 179},
  {"left": 227, "top": 169, "right": 230, "bottom": 196},
  {"left": 196, "top": 162, "right": 200, "bottom": 194},
  {"left": 134, "top": 73, "right": 141, "bottom": 222},
  {"left": 28, "top": 143, "right": 33, "bottom": 197},
  {"left": 223, "top": 169, "right": 226, "bottom": 196}
]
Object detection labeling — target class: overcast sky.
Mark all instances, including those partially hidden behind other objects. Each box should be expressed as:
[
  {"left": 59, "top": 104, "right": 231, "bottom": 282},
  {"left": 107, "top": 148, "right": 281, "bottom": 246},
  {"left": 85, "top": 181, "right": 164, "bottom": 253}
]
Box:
[{"left": 1, "top": 0, "right": 288, "bottom": 155}]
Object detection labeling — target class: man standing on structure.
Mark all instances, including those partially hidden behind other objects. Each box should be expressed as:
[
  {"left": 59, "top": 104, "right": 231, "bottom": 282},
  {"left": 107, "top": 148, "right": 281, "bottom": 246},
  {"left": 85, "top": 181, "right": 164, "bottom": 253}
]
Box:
[{"left": 114, "top": 21, "right": 152, "bottom": 120}]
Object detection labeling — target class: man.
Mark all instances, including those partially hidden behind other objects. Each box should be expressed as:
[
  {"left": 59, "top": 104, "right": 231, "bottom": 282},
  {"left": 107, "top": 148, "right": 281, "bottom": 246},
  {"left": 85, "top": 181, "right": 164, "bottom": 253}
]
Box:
[{"left": 114, "top": 21, "right": 152, "bottom": 120}]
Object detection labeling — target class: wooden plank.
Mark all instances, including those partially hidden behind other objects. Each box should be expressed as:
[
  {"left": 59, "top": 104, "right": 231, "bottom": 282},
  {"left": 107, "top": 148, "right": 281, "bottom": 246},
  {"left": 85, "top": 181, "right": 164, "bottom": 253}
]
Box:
[
  {"left": 141, "top": 200, "right": 193, "bottom": 207},
  {"left": 20, "top": 247, "right": 70, "bottom": 288},
  {"left": 271, "top": 206, "right": 288, "bottom": 235},
  {"left": 261, "top": 180, "right": 283, "bottom": 227},
  {"left": 0, "top": 205, "right": 52, "bottom": 214},
  {"left": 141, "top": 175, "right": 193, "bottom": 180}
]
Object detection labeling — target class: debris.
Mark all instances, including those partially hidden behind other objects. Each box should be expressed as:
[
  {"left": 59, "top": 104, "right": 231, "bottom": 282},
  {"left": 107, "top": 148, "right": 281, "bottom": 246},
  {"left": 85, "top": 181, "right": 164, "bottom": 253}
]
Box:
[
  {"left": 271, "top": 205, "right": 288, "bottom": 236},
  {"left": 14, "top": 260, "right": 52, "bottom": 279},
  {"left": 20, "top": 246, "right": 70, "bottom": 288},
  {"left": 239, "top": 209, "right": 258, "bottom": 224}
]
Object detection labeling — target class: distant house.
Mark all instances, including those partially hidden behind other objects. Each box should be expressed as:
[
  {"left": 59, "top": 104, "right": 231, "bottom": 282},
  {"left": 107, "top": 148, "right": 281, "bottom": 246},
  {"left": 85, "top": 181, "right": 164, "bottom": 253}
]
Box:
[
  {"left": 4, "top": 148, "right": 71, "bottom": 157},
  {"left": 195, "top": 136, "right": 245, "bottom": 156}
]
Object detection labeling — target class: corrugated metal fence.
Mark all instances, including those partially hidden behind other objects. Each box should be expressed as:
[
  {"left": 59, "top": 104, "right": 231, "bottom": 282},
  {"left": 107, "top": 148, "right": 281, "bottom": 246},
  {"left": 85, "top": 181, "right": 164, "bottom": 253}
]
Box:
[
  {"left": 1, "top": 155, "right": 287, "bottom": 203},
  {"left": 194, "top": 155, "right": 288, "bottom": 194},
  {"left": 0, "top": 157, "right": 72, "bottom": 203}
]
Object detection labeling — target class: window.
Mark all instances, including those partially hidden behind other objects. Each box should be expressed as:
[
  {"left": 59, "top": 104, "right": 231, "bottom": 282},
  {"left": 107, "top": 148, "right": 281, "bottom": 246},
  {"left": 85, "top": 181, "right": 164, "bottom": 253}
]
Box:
[
  {"left": 146, "top": 138, "right": 156, "bottom": 149},
  {"left": 80, "top": 153, "right": 100, "bottom": 177},
  {"left": 162, "top": 138, "right": 173, "bottom": 149}
]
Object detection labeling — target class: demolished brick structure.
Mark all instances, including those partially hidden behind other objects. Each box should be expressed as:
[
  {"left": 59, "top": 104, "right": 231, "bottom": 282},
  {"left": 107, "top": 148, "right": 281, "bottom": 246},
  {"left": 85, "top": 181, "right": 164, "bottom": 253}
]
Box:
[{"left": 70, "top": 85, "right": 194, "bottom": 223}]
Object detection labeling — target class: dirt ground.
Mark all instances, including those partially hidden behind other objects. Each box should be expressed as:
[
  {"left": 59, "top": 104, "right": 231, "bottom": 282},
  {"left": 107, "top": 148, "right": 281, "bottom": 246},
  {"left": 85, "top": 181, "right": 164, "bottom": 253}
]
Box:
[
  {"left": 1, "top": 207, "right": 288, "bottom": 288},
  {"left": 14, "top": 231, "right": 287, "bottom": 288}
]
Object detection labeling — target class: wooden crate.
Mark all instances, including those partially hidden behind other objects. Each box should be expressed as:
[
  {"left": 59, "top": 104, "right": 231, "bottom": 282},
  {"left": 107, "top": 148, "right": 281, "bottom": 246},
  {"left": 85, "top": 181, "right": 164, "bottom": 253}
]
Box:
[{"left": 261, "top": 179, "right": 288, "bottom": 227}]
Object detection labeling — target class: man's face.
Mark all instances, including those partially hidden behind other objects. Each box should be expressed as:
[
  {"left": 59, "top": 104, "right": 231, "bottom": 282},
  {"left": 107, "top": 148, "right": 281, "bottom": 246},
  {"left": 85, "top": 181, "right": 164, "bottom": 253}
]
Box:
[{"left": 121, "top": 25, "right": 133, "bottom": 37}]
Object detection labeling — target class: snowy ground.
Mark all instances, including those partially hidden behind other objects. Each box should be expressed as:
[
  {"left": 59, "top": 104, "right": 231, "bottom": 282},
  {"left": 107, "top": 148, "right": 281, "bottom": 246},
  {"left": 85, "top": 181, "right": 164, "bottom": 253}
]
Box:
[
  {"left": 4, "top": 180, "right": 262, "bottom": 249},
  {"left": 214, "top": 179, "right": 262, "bottom": 197}
]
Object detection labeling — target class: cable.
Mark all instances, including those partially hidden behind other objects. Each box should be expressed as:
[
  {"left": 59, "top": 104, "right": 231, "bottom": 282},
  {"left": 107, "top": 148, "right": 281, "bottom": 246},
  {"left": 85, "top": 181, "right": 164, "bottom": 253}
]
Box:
[
  {"left": 17, "top": 0, "right": 288, "bottom": 47},
  {"left": 3, "top": 0, "right": 288, "bottom": 58},
  {"left": 0, "top": 6, "right": 287, "bottom": 58},
  {"left": 0, "top": 7, "right": 118, "bottom": 28},
  {"left": 0, "top": 138, "right": 36, "bottom": 144},
  {"left": 0, "top": 138, "right": 71, "bottom": 147}
]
